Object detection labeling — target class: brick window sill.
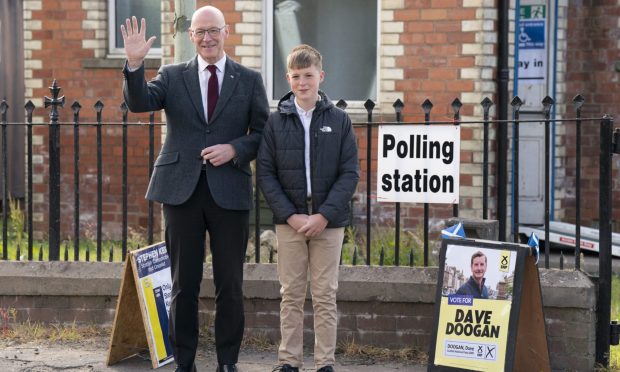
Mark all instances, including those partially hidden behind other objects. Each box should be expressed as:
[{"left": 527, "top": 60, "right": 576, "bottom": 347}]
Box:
[{"left": 81, "top": 58, "right": 161, "bottom": 70}]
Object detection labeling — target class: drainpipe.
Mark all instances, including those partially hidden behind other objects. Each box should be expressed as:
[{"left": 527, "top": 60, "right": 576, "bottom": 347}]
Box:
[
  {"left": 511, "top": 0, "right": 521, "bottom": 241},
  {"left": 550, "top": 0, "right": 559, "bottom": 220},
  {"left": 497, "top": 0, "right": 509, "bottom": 241},
  {"left": 174, "top": 1, "right": 196, "bottom": 63}
]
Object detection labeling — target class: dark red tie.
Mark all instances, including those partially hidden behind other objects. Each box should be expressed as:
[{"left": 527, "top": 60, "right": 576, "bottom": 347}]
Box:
[{"left": 206, "top": 65, "right": 219, "bottom": 122}]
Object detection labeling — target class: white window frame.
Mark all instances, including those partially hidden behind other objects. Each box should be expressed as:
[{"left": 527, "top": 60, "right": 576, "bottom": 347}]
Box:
[
  {"left": 263, "top": 0, "right": 381, "bottom": 110},
  {"left": 107, "top": 0, "right": 162, "bottom": 58}
]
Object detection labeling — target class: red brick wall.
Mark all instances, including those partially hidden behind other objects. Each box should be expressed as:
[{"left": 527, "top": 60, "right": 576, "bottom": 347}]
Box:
[
  {"left": 29, "top": 0, "right": 162, "bottom": 241},
  {"left": 0, "top": 294, "right": 431, "bottom": 350},
  {"left": 565, "top": 1, "right": 620, "bottom": 230},
  {"left": 353, "top": 0, "right": 487, "bottom": 233},
  {"left": 28, "top": 1, "right": 249, "bottom": 242},
  {"left": 395, "top": 1, "right": 476, "bottom": 121}
]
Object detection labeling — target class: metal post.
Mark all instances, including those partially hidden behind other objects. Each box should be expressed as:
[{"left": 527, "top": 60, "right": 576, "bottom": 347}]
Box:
[
  {"left": 596, "top": 115, "right": 614, "bottom": 367},
  {"left": 451, "top": 98, "right": 462, "bottom": 218},
  {"left": 573, "top": 94, "right": 585, "bottom": 270},
  {"left": 393, "top": 99, "right": 404, "bottom": 266},
  {"left": 94, "top": 101, "right": 104, "bottom": 261},
  {"left": 497, "top": 0, "right": 510, "bottom": 241},
  {"left": 147, "top": 111, "right": 155, "bottom": 246},
  {"left": 422, "top": 99, "right": 434, "bottom": 267},
  {"left": 0, "top": 100, "right": 8, "bottom": 260},
  {"left": 72, "top": 101, "right": 81, "bottom": 261},
  {"left": 44, "top": 80, "right": 64, "bottom": 261},
  {"left": 511, "top": 97, "right": 523, "bottom": 243},
  {"left": 121, "top": 103, "right": 129, "bottom": 260},
  {"left": 174, "top": 0, "right": 196, "bottom": 63},
  {"left": 364, "top": 99, "right": 375, "bottom": 265},
  {"left": 481, "top": 98, "right": 493, "bottom": 220},
  {"left": 542, "top": 96, "right": 554, "bottom": 268},
  {"left": 25, "top": 101, "right": 35, "bottom": 260}
]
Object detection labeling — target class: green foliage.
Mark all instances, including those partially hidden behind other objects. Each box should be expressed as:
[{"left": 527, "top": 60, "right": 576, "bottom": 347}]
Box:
[
  {"left": 341, "top": 224, "right": 436, "bottom": 266},
  {"left": 8, "top": 197, "right": 25, "bottom": 249},
  {"left": 0, "top": 205, "right": 150, "bottom": 262}
]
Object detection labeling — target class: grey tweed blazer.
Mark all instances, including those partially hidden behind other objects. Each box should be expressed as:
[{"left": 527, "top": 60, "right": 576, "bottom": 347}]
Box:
[{"left": 123, "top": 56, "right": 269, "bottom": 210}]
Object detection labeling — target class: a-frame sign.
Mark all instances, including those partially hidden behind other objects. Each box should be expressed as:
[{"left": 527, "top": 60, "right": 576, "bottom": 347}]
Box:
[
  {"left": 107, "top": 242, "right": 174, "bottom": 368},
  {"left": 428, "top": 238, "right": 550, "bottom": 371}
]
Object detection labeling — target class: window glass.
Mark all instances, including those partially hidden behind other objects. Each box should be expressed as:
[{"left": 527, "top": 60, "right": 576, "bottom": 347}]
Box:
[
  {"left": 112, "top": 0, "right": 161, "bottom": 51},
  {"left": 273, "top": 0, "right": 377, "bottom": 101}
]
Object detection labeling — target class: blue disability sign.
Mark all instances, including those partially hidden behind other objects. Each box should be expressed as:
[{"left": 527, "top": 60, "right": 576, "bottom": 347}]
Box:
[{"left": 519, "top": 20, "right": 545, "bottom": 49}]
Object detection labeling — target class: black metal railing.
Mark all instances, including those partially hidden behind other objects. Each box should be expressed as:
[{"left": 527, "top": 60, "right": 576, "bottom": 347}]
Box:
[
  {"left": 0, "top": 80, "right": 617, "bottom": 365},
  {"left": 0, "top": 81, "right": 614, "bottom": 269}
]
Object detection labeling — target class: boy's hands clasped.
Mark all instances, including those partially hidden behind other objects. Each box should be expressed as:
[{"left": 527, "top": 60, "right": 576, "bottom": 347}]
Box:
[{"left": 286, "top": 213, "right": 328, "bottom": 237}]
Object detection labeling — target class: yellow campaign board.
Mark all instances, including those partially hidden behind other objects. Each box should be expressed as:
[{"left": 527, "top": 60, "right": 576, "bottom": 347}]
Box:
[
  {"left": 107, "top": 242, "right": 174, "bottom": 369},
  {"left": 428, "top": 239, "right": 550, "bottom": 372}
]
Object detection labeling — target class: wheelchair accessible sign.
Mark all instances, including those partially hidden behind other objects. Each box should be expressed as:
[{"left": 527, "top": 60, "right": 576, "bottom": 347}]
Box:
[{"left": 518, "top": 5, "right": 546, "bottom": 82}]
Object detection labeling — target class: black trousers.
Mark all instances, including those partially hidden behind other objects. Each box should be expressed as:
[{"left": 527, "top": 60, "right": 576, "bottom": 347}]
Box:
[{"left": 164, "top": 172, "right": 248, "bottom": 367}]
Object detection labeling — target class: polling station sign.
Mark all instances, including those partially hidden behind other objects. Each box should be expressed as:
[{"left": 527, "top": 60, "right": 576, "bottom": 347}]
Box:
[
  {"left": 428, "top": 239, "right": 551, "bottom": 371},
  {"left": 377, "top": 125, "right": 460, "bottom": 204}
]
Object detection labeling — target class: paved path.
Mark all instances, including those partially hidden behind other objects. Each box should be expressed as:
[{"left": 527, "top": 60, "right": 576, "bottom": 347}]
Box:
[{"left": 0, "top": 338, "right": 426, "bottom": 371}]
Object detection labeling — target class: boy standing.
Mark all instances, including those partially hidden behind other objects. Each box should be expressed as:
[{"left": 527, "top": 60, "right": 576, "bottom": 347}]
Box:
[{"left": 257, "top": 45, "right": 360, "bottom": 372}]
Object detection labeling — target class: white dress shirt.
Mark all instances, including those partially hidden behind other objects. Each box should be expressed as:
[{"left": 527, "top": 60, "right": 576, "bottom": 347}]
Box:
[{"left": 294, "top": 97, "right": 318, "bottom": 199}]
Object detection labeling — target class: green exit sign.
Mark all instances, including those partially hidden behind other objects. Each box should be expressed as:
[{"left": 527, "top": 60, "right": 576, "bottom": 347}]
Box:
[{"left": 520, "top": 5, "right": 546, "bottom": 19}]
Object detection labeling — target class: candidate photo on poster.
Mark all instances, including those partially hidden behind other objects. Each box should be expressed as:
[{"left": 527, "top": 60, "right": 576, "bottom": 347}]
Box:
[{"left": 441, "top": 245, "right": 516, "bottom": 301}]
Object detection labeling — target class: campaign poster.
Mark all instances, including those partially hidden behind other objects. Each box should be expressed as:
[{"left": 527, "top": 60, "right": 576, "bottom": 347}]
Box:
[
  {"left": 132, "top": 242, "right": 174, "bottom": 367},
  {"left": 377, "top": 124, "right": 460, "bottom": 204},
  {"left": 433, "top": 244, "right": 517, "bottom": 371}
]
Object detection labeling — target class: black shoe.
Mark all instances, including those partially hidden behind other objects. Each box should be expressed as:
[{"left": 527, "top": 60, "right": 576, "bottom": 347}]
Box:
[
  {"left": 317, "top": 366, "right": 335, "bottom": 372},
  {"left": 174, "top": 364, "right": 196, "bottom": 372},
  {"left": 217, "top": 364, "right": 238, "bottom": 372},
  {"left": 272, "top": 364, "right": 300, "bottom": 372}
]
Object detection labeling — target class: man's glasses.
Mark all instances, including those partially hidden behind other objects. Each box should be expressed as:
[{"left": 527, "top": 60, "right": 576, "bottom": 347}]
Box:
[{"left": 191, "top": 26, "right": 226, "bottom": 39}]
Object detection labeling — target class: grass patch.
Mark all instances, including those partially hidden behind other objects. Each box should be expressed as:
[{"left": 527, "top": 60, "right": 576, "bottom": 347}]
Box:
[
  {"left": 336, "top": 338, "right": 427, "bottom": 364},
  {"left": 0, "top": 319, "right": 107, "bottom": 346},
  {"left": 241, "top": 332, "right": 278, "bottom": 352}
]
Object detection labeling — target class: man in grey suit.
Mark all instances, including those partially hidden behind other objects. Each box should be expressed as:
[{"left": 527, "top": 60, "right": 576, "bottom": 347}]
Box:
[{"left": 121, "top": 6, "right": 269, "bottom": 372}]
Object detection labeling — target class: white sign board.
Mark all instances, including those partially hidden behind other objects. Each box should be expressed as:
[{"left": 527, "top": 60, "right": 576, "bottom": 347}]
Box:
[
  {"left": 517, "top": 5, "right": 547, "bottom": 108},
  {"left": 133, "top": 243, "right": 174, "bottom": 368},
  {"left": 518, "top": 19, "right": 546, "bottom": 82},
  {"left": 377, "top": 125, "right": 460, "bottom": 204}
]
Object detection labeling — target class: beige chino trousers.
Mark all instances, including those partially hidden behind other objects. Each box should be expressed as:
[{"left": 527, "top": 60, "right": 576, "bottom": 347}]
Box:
[{"left": 275, "top": 223, "right": 344, "bottom": 369}]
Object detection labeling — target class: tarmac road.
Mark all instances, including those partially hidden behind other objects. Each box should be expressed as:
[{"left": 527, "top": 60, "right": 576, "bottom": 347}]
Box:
[{"left": 0, "top": 338, "right": 425, "bottom": 372}]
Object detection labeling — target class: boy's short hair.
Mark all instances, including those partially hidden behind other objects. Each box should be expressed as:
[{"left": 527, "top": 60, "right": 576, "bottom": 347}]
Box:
[{"left": 287, "top": 44, "right": 322, "bottom": 71}]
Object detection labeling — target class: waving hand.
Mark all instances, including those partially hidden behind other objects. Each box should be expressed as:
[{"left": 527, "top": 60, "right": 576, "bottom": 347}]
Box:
[{"left": 120, "top": 16, "right": 157, "bottom": 69}]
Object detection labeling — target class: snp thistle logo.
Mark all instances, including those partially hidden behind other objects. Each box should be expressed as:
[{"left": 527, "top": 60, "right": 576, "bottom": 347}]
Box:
[{"left": 499, "top": 251, "right": 510, "bottom": 272}]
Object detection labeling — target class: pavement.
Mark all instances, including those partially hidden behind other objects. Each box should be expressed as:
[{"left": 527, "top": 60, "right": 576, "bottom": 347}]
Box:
[{"left": 0, "top": 337, "right": 426, "bottom": 372}]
